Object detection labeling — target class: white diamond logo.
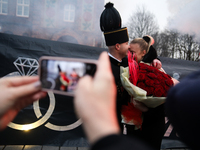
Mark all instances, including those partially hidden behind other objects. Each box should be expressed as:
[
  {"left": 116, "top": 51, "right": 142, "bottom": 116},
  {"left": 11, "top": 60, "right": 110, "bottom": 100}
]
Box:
[{"left": 13, "top": 57, "right": 39, "bottom": 76}]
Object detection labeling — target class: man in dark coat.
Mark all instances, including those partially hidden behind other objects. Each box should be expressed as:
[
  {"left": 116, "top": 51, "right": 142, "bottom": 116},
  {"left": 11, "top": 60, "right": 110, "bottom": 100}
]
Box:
[
  {"left": 100, "top": 2, "right": 162, "bottom": 135},
  {"left": 100, "top": 2, "right": 130, "bottom": 131}
]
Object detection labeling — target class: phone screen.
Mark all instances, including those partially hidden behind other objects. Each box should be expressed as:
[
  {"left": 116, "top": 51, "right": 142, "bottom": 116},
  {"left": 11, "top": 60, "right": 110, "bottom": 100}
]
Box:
[{"left": 39, "top": 58, "right": 96, "bottom": 96}]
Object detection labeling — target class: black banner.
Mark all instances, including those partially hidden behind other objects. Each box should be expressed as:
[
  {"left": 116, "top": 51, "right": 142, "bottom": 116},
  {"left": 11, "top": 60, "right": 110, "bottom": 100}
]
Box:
[
  {"left": 0, "top": 33, "right": 105, "bottom": 146},
  {"left": 0, "top": 33, "right": 199, "bottom": 148}
]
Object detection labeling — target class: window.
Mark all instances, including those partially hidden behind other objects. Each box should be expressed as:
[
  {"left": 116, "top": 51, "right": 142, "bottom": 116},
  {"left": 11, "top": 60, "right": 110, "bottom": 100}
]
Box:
[
  {"left": 0, "top": 0, "right": 8, "bottom": 15},
  {"left": 16, "top": 0, "right": 29, "bottom": 17},
  {"left": 64, "top": 4, "right": 75, "bottom": 22}
]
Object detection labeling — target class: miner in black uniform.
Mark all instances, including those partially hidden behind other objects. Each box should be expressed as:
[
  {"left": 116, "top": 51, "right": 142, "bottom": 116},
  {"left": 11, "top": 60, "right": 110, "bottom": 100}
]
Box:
[
  {"left": 100, "top": 3, "right": 163, "bottom": 136},
  {"left": 100, "top": 2, "right": 130, "bottom": 131}
]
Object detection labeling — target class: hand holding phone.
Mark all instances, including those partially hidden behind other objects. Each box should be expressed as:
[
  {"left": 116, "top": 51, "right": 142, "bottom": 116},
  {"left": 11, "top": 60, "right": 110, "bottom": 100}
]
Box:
[{"left": 38, "top": 56, "right": 97, "bottom": 96}]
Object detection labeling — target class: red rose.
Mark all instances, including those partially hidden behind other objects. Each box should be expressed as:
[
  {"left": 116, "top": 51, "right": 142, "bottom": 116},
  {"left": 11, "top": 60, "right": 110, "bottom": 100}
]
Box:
[
  {"left": 154, "top": 85, "right": 161, "bottom": 89},
  {"left": 139, "top": 63, "right": 147, "bottom": 70},
  {"left": 145, "top": 78, "right": 154, "bottom": 87},
  {"left": 136, "top": 63, "right": 173, "bottom": 98},
  {"left": 147, "top": 72, "right": 157, "bottom": 79},
  {"left": 157, "top": 74, "right": 163, "bottom": 81},
  {"left": 162, "top": 83, "right": 169, "bottom": 89},
  {"left": 162, "top": 91, "right": 167, "bottom": 97},
  {"left": 137, "top": 82, "right": 146, "bottom": 89},
  {"left": 153, "top": 86, "right": 165, "bottom": 97},
  {"left": 139, "top": 69, "right": 147, "bottom": 73},
  {"left": 164, "top": 74, "right": 173, "bottom": 81},
  {"left": 154, "top": 79, "right": 160, "bottom": 85},
  {"left": 138, "top": 73, "right": 146, "bottom": 81},
  {"left": 153, "top": 69, "right": 159, "bottom": 74},
  {"left": 162, "top": 87, "right": 170, "bottom": 96},
  {"left": 160, "top": 79, "right": 167, "bottom": 87},
  {"left": 161, "top": 73, "right": 169, "bottom": 79},
  {"left": 139, "top": 86, "right": 148, "bottom": 92},
  {"left": 165, "top": 78, "right": 173, "bottom": 86},
  {"left": 146, "top": 65, "right": 155, "bottom": 72},
  {"left": 147, "top": 86, "right": 154, "bottom": 95}
]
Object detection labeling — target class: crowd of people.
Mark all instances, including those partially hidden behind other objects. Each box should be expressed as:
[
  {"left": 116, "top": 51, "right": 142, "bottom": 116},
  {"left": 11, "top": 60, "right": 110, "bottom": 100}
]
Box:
[{"left": 0, "top": 2, "right": 199, "bottom": 150}]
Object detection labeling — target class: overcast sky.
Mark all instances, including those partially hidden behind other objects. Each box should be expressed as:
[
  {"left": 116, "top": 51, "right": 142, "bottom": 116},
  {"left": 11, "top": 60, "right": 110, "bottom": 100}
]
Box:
[
  {"left": 104, "top": 0, "right": 171, "bottom": 31},
  {"left": 104, "top": 0, "right": 200, "bottom": 38}
]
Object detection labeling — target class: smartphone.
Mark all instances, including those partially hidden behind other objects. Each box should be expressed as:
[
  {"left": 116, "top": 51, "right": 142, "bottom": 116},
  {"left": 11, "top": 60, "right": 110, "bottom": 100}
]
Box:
[{"left": 38, "top": 56, "right": 97, "bottom": 96}]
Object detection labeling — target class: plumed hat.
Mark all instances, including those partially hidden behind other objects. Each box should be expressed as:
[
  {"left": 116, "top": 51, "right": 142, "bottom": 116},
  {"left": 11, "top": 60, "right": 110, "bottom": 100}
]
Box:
[{"left": 100, "top": 2, "right": 129, "bottom": 46}]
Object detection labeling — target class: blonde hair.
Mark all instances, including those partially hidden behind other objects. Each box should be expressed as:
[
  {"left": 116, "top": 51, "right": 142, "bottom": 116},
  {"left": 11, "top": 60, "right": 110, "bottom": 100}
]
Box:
[{"left": 130, "top": 38, "right": 149, "bottom": 52}]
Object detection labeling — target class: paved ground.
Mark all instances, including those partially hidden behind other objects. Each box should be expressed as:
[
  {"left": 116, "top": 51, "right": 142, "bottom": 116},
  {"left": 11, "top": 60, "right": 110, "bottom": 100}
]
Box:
[
  {"left": 0, "top": 145, "right": 192, "bottom": 150},
  {"left": 1, "top": 118, "right": 191, "bottom": 150}
]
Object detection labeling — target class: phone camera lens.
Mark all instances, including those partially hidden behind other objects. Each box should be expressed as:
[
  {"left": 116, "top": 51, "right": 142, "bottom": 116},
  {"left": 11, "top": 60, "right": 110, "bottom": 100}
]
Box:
[{"left": 86, "top": 65, "right": 91, "bottom": 70}]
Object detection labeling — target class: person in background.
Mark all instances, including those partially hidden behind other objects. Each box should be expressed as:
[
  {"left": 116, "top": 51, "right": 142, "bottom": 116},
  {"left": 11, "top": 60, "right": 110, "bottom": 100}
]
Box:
[{"left": 70, "top": 68, "right": 79, "bottom": 86}]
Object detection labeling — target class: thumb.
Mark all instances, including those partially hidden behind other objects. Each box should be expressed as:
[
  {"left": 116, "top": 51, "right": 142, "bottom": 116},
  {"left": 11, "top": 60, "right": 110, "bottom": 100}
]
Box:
[{"left": 12, "top": 81, "right": 42, "bottom": 99}]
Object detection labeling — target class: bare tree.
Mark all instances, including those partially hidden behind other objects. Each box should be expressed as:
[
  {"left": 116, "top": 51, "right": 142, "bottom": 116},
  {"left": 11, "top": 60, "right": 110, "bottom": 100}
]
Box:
[
  {"left": 167, "top": 30, "right": 179, "bottom": 58},
  {"left": 157, "top": 29, "right": 200, "bottom": 61},
  {"left": 126, "top": 6, "right": 159, "bottom": 40},
  {"left": 178, "top": 34, "right": 199, "bottom": 61},
  {"left": 154, "top": 31, "right": 172, "bottom": 57}
]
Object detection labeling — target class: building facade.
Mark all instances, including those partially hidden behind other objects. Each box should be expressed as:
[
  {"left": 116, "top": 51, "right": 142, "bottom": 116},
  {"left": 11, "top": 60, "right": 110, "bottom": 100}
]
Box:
[{"left": 0, "top": 0, "right": 104, "bottom": 47}]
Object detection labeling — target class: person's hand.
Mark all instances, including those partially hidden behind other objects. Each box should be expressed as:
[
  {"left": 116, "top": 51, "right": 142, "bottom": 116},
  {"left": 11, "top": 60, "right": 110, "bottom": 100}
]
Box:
[
  {"left": 152, "top": 59, "right": 162, "bottom": 69},
  {"left": 74, "top": 51, "right": 120, "bottom": 144},
  {"left": 0, "top": 76, "right": 46, "bottom": 130}
]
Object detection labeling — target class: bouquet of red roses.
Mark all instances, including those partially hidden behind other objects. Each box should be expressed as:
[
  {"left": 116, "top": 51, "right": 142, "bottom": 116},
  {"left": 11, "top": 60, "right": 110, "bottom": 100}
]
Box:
[
  {"left": 137, "top": 63, "right": 173, "bottom": 97},
  {"left": 121, "top": 51, "right": 174, "bottom": 129}
]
